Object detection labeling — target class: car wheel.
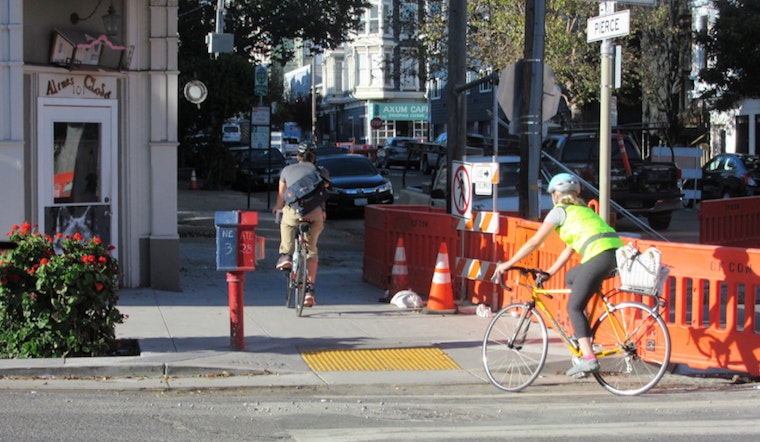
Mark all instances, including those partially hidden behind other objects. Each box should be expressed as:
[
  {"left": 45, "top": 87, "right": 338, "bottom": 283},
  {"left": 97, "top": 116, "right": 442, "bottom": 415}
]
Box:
[{"left": 647, "top": 213, "right": 672, "bottom": 231}]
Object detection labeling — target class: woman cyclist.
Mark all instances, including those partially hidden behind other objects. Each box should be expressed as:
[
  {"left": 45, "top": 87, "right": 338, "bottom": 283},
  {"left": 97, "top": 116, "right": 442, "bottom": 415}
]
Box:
[{"left": 494, "top": 173, "right": 624, "bottom": 376}]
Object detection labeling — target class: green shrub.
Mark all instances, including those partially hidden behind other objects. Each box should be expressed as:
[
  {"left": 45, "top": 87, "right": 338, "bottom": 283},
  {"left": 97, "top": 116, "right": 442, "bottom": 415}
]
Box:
[{"left": 0, "top": 222, "right": 124, "bottom": 358}]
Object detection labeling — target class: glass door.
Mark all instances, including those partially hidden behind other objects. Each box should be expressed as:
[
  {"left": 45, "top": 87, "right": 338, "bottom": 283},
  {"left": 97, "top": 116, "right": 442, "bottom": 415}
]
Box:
[{"left": 37, "top": 98, "right": 118, "bottom": 251}]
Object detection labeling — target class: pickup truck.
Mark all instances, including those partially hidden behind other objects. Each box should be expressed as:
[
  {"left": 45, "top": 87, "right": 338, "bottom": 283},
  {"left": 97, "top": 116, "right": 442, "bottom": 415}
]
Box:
[
  {"left": 542, "top": 132, "right": 682, "bottom": 230},
  {"left": 397, "top": 154, "right": 554, "bottom": 214}
]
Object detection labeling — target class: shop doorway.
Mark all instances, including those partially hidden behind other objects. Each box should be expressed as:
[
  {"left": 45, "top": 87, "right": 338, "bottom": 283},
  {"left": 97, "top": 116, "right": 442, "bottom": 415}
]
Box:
[{"left": 37, "top": 98, "right": 118, "bottom": 251}]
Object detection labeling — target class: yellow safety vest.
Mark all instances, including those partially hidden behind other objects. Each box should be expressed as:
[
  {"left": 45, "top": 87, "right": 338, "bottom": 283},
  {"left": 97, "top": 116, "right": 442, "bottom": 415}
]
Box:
[{"left": 556, "top": 205, "right": 623, "bottom": 263}]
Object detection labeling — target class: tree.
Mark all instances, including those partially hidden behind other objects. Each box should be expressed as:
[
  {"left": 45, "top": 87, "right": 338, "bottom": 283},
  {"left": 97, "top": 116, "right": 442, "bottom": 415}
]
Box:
[
  {"left": 421, "top": 0, "right": 599, "bottom": 123},
  {"left": 698, "top": 0, "right": 760, "bottom": 111},
  {"left": 177, "top": 0, "right": 370, "bottom": 187},
  {"left": 224, "top": 0, "right": 370, "bottom": 65}
]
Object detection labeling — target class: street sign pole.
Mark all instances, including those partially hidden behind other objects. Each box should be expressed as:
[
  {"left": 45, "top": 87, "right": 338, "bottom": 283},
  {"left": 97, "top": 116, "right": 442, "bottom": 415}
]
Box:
[
  {"left": 587, "top": 2, "right": 630, "bottom": 224},
  {"left": 599, "top": 2, "right": 615, "bottom": 223}
]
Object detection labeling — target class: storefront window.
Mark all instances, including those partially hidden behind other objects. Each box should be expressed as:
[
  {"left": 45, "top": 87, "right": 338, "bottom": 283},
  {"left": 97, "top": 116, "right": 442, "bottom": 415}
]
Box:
[{"left": 53, "top": 122, "right": 100, "bottom": 204}]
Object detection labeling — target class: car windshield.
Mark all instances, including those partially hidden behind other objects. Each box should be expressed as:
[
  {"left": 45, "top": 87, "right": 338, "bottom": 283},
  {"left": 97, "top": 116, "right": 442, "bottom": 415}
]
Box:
[
  {"left": 389, "top": 138, "right": 412, "bottom": 147},
  {"left": 319, "top": 157, "right": 377, "bottom": 177},
  {"left": 240, "top": 149, "right": 282, "bottom": 163},
  {"left": 560, "top": 136, "right": 641, "bottom": 162}
]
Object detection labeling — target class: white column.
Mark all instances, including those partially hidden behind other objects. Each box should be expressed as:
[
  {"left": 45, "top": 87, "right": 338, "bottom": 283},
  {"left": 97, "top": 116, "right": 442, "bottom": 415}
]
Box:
[
  {"left": 148, "top": 0, "right": 180, "bottom": 290},
  {"left": 0, "top": 0, "right": 25, "bottom": 230}
]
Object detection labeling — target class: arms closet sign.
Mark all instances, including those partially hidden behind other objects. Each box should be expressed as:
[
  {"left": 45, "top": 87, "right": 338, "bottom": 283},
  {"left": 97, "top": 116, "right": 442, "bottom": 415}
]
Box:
[{"left": 40, "top": 74, "right": 116, "bottom": 100}]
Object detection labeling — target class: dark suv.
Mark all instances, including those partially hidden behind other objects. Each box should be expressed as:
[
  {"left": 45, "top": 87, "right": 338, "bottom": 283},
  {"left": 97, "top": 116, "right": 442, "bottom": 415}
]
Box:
[{"left": 543, "top": 132, "right": 682, "bottom": 230}]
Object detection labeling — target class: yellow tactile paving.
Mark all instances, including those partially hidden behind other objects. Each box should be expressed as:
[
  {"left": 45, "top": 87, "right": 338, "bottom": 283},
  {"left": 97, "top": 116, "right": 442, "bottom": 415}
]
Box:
[{"left": 301, "top": 347, "right": 461, "bottom": 371}]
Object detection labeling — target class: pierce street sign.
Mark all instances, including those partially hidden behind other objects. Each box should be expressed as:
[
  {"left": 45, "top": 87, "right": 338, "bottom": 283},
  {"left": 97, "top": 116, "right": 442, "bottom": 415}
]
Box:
[{"left": 587, "top": 9, "right": 630, "bottom": 43}]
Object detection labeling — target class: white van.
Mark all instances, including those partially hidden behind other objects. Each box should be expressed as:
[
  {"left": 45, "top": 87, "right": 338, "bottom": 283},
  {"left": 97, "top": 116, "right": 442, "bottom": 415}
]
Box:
[{"left": 222, "top": 124, "right": 242, "bottom": 143}]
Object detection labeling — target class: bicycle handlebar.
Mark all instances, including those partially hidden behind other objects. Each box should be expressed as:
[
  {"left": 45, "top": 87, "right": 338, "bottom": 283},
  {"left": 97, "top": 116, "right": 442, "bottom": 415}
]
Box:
[{"left": 491, "top": 265, "right": 551, "bottom": 291}]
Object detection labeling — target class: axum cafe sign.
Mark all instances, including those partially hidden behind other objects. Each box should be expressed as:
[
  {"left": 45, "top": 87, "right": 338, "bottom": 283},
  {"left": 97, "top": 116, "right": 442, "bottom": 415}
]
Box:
[
  {"left": 371, "top": 102, "right": 428, "bottom": 121},
  {"left": 40, "top": 73, "right": 117, "bottom": 99}
]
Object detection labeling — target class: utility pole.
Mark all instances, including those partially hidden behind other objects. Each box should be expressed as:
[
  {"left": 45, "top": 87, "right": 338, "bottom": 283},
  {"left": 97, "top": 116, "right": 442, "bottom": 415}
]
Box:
[
  {"left": 447, "top": 0, "right": 467, "bottom": 214},
  {"left": 518, "top": 0, "right": 546, "bottom": 220},
  {"left": 311, "top": 52, "right": 318, "bottom": 143}
]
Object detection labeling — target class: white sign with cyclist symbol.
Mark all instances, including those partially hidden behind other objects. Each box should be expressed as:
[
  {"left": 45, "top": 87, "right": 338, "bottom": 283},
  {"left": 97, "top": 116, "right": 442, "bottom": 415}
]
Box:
[{"left": 452, "top": 161, "right": 472, "bottom": 220}]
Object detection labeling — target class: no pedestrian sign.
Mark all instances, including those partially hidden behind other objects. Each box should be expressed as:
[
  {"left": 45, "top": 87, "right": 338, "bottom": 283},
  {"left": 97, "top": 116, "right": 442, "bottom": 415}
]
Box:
[
  {"left": 587, "top": 9, "right": 630, "bottom": 42},
  {"left": 452, "top": 161, "right": 472, "bottom": 220}
]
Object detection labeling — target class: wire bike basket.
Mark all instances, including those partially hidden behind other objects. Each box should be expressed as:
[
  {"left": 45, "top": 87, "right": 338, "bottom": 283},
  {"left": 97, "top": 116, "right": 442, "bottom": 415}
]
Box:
[{"left": 616, "top": 243, "right": 670, "bottom": 296}]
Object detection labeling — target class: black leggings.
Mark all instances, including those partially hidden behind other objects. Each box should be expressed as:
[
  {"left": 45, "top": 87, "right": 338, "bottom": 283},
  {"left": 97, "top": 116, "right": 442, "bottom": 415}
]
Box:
[{"left": 565, "top": 249, "right": 618, "bottom": 339}]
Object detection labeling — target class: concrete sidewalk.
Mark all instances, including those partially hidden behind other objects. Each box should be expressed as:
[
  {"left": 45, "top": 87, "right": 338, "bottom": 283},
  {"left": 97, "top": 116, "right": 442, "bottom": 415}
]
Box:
[
  {"left": 0, "top": 187, "right": 724, "bottom": 391},
  {"left": 0, "top": 201, "right": 574, "bottom": 391}
]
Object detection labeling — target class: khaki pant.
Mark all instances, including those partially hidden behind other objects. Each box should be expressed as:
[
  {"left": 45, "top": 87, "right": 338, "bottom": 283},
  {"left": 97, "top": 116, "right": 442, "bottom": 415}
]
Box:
[{"left": 278, "top": 204, "right": 324, "bottom": 260}]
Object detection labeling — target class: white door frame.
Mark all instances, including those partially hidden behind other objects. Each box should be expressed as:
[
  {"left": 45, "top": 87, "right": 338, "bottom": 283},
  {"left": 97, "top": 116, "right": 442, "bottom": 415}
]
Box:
[{"left": 37, "top": 97, "right": 119, "bottom": 251}]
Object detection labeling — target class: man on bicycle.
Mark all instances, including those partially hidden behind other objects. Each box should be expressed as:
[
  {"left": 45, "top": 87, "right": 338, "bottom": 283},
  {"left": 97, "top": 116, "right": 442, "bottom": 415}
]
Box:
[
  {"left": 272, "top": 143, "right": 330, "bottom": 307},
  {"left": 494, "top": 173, "right": 623, "bottom": 376}
]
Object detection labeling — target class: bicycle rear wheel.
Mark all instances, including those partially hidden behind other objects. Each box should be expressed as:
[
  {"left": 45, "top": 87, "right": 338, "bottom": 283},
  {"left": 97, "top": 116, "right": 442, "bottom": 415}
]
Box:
[
  {"left": 482, "top": 303, "right": 548, "bottom": 392},
  {"left": 591, "top": 301, "right": 671, "bottom": 396},
  {"left": 294, "top": 250, "right": 308, "bottom": 317}
]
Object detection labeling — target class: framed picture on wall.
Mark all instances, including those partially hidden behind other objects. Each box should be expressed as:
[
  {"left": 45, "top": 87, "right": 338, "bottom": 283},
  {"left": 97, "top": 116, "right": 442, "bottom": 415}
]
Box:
[{"left": 49, "top": 31, "right": 75, "bottom": 66}]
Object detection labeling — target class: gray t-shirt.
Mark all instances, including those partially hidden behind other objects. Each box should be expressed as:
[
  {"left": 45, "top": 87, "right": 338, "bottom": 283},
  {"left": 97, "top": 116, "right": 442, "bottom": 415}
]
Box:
[{"left": 544, "top": 205, "right": 566, "bottom": 227}]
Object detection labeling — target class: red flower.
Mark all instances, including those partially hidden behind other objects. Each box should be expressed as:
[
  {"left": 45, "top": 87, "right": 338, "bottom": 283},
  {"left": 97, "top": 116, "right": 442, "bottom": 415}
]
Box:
[
  {"left": 20, "top": 222, "right": 31, "bottom": 234},
  {"left": 93, "top": 237, "right": 101, "bottom": 244},
  {"left": 40, "top": 258, "right": 49, "bottom": 265},
  {"left": 72, "top": 232, "right": 83, "bottom": 241},
  {"left": 95, "top": 282, "right": 104, "bottom": 292}
]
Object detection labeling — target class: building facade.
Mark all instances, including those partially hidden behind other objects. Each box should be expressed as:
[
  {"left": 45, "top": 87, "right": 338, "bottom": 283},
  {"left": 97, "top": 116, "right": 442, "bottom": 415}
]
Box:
[
  {"left": 318, "top": 0, "right": 429, "bottom": 146},
  {"left": 0, "top": 0, "right": 180, "bottom": 290}
]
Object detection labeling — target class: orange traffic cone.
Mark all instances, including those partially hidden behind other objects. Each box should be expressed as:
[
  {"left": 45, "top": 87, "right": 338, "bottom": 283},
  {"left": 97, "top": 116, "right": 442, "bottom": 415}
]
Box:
[
  {"left": 190, "top": 169, "right": 198, "bottom": 190},
  {"left": 424, "top": 242, "right": 457, "bottom": 314},
  {"left": 389, "top": 237, "right": 410, "bottom": 294}
]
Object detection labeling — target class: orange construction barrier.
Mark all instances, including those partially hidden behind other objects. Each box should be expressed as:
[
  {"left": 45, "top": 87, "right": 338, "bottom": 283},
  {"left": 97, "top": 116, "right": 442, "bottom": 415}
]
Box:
[
  {"left": 389, "top": 237, "right": 410, "bottom": 295},
  {"left": 425, "top": 242, "right": 456, "bottom": 314}
]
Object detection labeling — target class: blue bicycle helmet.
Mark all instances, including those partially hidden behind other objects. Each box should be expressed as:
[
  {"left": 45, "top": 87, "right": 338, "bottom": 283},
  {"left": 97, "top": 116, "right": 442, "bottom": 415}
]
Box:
[{"left": 547, "top": 173, "right": 581, "bottom": 194}]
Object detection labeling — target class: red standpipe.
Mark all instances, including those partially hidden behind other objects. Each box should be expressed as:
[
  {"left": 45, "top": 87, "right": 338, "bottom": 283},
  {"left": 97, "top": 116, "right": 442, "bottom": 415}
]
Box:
[{"left": 226, "top": 271, "right": 246, "bottom": 350}]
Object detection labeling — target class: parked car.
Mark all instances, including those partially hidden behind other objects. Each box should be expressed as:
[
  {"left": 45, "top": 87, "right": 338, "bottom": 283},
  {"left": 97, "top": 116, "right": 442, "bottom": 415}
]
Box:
[
  {"left": 375, "top": 137, "right": 420, "bottom": 169},
  {"left": 231, "top": 147, "right": 287, "bottom": 190},
  {"left": 221, "top": 123, "right": 242, "bottom": 144},
  {"left": 693, "top": 153, "right": 760, "bottom": 201},
  {"left": 316, "top": 154, "right": 394, "bottom": 213},
  {"left": 542, "top": 132, "right": 682, "bottom": 230}
]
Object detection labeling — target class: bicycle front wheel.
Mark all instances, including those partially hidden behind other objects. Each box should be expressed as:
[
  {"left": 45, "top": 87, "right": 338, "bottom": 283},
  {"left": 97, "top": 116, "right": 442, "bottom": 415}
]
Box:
[
  {"left": 591, "top": 301, "right": 671, "bottom": 396},
  {"left": 294, "top": 251, "right": 308, "bottom": 317},
  {"left": 482, "top": 303, "right": 548, "bottom": 392},
  {"left": 285, "top": 269, "right": 295, "bottom": 308}
]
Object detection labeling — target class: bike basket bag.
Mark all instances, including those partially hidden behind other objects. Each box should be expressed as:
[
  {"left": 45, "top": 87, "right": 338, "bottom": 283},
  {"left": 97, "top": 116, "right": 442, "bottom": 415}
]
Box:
[{"left": 615, "top": 243, "right": 670, "bottom": 296}]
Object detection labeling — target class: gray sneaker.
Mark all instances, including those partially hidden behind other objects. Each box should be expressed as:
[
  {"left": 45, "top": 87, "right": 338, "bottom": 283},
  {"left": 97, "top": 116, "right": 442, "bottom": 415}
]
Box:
[{"left": 566, "top": 357, "right": 599, "bottom": 377}]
